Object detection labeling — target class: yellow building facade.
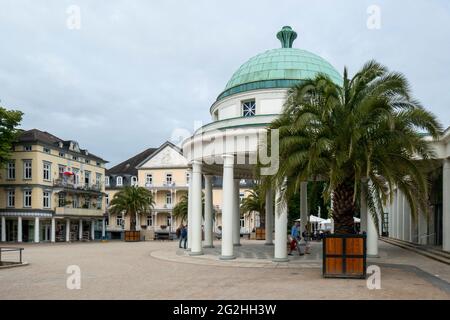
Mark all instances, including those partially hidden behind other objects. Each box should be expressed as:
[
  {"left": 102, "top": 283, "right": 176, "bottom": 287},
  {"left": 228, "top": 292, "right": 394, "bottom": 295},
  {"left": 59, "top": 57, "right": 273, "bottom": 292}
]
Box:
[{"left": 0, "top": 129, "right": 107, "bottom": 243}]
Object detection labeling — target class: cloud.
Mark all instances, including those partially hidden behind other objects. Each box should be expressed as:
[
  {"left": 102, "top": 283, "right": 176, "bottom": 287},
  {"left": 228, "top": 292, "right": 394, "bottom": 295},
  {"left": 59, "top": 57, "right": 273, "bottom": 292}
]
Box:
[{"left": 0, "top": 0, "right": 449, "bottom": 166}]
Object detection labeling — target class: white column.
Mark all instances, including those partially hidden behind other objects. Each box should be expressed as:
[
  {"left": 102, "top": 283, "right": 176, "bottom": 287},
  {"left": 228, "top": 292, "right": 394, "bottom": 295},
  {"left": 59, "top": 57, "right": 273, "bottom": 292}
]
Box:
[
  {"left": 265, "top": 188, "right": 274, "bottom": 245},
  {"left": 389, "top": 200, "right": 393, "bottom": 237},
  {"left": 396, "top": 190, "right": 402, "bottom": 239},
  {"left": 403, "top": 196, "right": 411, "bottom": 242},
  {"left": 91, "top": 220, "right": 95, "bottom": 240},
  {"left": 187, "top": 168, "right": 193, "bottom": 250},
  {"left": 66, "top": 219, "right": 71, "bottom": 242},
  {"left": 274, "top": 183, "right": 288, "bottom": 262},
  {"left": 443, "top": 159, "right": 450, "bottom": 252},
  {"left": 367, "top": 209, "right": 379, "bottom": 256},
  {"left": 360, "top": 182, "right": 368, "bottom": 233},
  {"left": 203, "top": 175, "right": 214, "bottom": 248},
  {"left": 189, "top": 161, "right": 203, "bottom": 256},
  {"left": 300, "top": 182, "right": 308, "bottom": 237},
  {"left": 1, "top": 216, "right": 5, "bottom": 242},
  {"left": 79, "top": 219, "right": 83, "bottom": 241},
  {"left": 233, "top": 179, "right": 241, "bottom": 246},
  {"left": 51, "top": 217, "right": 56, "bottom": 243},
  {"left": 34, "top": 217, "right": 40, "bottom": 243},
  {"left": 220, "top": 154, "right": 235, "bottom": 260},
  {"left": 17, "top": 217, "right": 23, "bottom": 243},
  {"left": 102, "top": 217, "right": 106, "bottom": 239}
]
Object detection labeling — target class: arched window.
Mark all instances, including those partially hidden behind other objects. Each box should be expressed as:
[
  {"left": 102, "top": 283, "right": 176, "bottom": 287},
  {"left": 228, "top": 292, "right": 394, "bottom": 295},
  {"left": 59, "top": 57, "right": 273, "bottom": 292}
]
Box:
[
  {"left": 131, "top": 176, "right": 138, "bottom": 186},
  {"left": 116, "top": 176, "right": 123, "bottom": 186}
]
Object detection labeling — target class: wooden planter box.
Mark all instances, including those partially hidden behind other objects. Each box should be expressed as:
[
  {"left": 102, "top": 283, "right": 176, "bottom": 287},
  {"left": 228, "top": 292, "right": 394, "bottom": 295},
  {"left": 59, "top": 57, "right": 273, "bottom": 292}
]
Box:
[
  {"left": 255, "top": 228, "right": 265, "bottom": 240},
  {"left": 323, "top": 234, "right": 366, "bottom": 279},
  {"left": 124, "top": 231, "right": 141, "bottom": 242}
]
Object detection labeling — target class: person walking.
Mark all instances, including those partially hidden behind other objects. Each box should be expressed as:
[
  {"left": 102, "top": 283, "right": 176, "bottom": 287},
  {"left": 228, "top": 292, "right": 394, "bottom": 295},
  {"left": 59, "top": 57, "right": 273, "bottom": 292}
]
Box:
[
  {"left": 179, "top": 224, "right": 188, "bottom": 249},
  {"left": 288, "top": 222, "right": 303, "bottom": 256}
]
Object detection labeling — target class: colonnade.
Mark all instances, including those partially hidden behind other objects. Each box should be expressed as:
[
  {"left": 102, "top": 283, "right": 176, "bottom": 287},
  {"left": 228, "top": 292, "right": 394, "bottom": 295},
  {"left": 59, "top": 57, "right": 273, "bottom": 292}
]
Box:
[
  {"left": 0, "top": 216, "right": 106, "bottom": 243},
  {"left": 387, "top": 158, "right": 450, "bottom": 252},
  {"left": 186, "top": 157, "right": 381, "bottom": 260}
]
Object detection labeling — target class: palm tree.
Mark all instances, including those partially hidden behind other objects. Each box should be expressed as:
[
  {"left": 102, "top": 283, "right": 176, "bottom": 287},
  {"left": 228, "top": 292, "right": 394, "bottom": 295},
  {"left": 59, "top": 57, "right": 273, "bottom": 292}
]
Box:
[
  {"left": 172, "top": 193, "right": 208, "bottom": 224},
  {"left": 172, "top": 194, "right": 189, "bottom": 223},
  {"left": 109, "top": 186, "right": 154, "bottom": 231},
  {"left": 269, "top": 60, "right": 442, "bottom": 234},
  {"left": 240, "top": 183, "right": 265, "bottom": 226}
]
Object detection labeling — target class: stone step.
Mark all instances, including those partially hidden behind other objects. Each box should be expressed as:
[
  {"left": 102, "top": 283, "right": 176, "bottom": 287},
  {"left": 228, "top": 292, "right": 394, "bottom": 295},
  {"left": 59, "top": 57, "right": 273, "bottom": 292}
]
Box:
[
  {"left": 381, "top": 237, "right": 450, "bottom": 266},
  {"left": 385, "top": 237, "right": 450, "bottom": 260}
]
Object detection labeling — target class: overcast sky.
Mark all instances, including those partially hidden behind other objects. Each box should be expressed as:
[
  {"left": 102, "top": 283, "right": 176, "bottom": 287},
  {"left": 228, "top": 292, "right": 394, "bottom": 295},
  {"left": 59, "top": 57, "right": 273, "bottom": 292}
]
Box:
[{"left": 1, "top": 0, "right": 449, "bottom": 167}]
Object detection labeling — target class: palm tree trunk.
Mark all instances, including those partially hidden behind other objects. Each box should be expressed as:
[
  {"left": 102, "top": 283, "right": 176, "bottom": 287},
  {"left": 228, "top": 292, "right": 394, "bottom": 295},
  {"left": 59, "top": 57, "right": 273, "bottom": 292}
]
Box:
[
  {"left": 130, "top": 211, "right": 137, "bottom": 231},
  {"left": 332, "top": 181, "right": 356, "bottom": 234}
]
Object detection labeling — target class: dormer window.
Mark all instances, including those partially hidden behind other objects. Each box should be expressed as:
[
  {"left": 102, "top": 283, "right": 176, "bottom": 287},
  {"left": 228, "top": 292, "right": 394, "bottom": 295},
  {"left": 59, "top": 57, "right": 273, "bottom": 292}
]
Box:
[
  {"left": 131, "top": 176, "right": 138, "bottom": 186},
  {"left": 116, "top": 176, "right": 123, "bottom": 186},
  {"left": 105, "top": 176, "right": 110, "bottom": 187},
  {"left": 242, "top": 100, "right": 256, "bottom": 117}
]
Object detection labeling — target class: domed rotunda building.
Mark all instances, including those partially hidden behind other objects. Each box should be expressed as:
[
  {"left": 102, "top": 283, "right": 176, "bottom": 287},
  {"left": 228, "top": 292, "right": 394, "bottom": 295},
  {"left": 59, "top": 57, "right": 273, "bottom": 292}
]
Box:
[{"left": 182, "top": 26, "right": 346, "bottom": 260}]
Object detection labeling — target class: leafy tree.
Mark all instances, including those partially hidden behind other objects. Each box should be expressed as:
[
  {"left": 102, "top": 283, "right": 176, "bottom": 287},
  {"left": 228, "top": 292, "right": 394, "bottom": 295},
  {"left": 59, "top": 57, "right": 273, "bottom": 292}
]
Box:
[
  {"left": 0, "top": 106, "right": 23, "bottom": 168},
  {"left": 269, "top": 60, "right": 442, "bottom": 234},
  {"left": 109, "top": 186, "right": 154, "bottom": 231}
]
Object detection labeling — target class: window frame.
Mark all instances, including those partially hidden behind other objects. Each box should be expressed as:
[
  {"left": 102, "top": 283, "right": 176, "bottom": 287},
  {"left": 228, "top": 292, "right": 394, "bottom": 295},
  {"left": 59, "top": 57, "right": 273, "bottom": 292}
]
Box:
[
  {"left": 166, "top": 173, "right": 173, "bottom": 185},
  {"left": 43, "top": 191, "right": 51, "bottom": 209},
  {"left": 7, "top": 161, "right": 16, "bottom": 180},
  {"left": 146, "top": 174, "right": 153, "bottom": 186},
  {"left": 23, "top": 189, "right": 32, "bottom": 208},
  {"left": 166, "top": 192, "right": 172, "bottom": 205},
  {"left": 58, "top": 193, "right": 65, "bottom": 207},
  {"left": 116, "top": 214, "right": 124, "bottom": 227},
  {"left": 7, "top": 190, "right": 15, "bottom": 208},
  {"left": 85, "top": 170, "right": 91, "bottom": 185},
  {"left": 147, "top": 215, "right": 153, "bottom": 227},
  {"left": 43, "top": 161, "right": 51, "bottom": 181},
  {"left": 116, "top": 176, "right": 123, "bottom": 186},
  {"left": 242, "top": 100, "right": 256, "bottom": 117},
  {"left": 23, "top": 160, "right": 32, "bottom": 180}
]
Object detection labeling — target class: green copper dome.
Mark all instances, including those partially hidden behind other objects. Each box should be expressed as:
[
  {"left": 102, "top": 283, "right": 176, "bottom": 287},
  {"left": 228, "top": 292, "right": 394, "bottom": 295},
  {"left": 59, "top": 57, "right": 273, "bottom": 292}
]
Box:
[{"left": 217, "top": 26, "right": 342, "bottom": 101}]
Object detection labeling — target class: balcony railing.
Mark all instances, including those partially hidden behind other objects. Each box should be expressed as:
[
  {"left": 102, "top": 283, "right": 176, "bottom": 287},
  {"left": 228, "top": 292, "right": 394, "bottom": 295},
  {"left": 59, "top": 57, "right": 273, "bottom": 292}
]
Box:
[
  {"left": 163, "top": 182, "right": 176, "bottom": 187},
  {"left": 55, "top": 207, "right": 104, "bottom": 217},
  {"left": 144, "top": 182, "right": 188, "bottom": 189},
  {"left": 54, "top": 179, "right": 103, "bottom": 192}
]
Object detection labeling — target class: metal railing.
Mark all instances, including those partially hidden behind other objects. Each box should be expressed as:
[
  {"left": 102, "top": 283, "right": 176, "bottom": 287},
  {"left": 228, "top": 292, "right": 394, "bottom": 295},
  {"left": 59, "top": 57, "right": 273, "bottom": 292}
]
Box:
[
  {"left": 54, "top": 179, "right": 103, "bottom": 192},
  {"left": 0, "top": 247, "right": 24, "bottom": 265}
]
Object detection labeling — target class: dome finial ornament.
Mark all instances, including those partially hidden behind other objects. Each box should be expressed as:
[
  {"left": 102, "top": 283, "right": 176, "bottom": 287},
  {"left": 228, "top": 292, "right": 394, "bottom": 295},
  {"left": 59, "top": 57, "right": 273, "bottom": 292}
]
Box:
[{"left": 276, "top": 26, "right": 297, "bottom": 48}]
